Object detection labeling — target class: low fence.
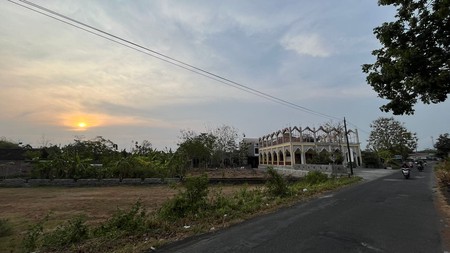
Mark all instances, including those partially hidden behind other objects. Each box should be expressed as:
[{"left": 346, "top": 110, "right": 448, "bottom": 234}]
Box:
[{"left": 0, "top": 178, "right": 180, "bottom": 187}]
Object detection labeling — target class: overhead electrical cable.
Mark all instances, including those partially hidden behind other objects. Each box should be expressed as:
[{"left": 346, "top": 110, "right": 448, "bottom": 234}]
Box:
[{"left": 9, "top": 0, "right": 343, "bottom": 122}]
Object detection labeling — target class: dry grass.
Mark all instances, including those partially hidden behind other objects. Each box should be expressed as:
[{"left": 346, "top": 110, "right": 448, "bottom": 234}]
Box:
[
  {"left": 434, "top": 181, "right": 450, "bottom": 252},
  {"left": 0, "top": 169, "right": 268, "bottom": 252},
  {"left": 0, "top": 174, "right": 262, "bottom": 252}
]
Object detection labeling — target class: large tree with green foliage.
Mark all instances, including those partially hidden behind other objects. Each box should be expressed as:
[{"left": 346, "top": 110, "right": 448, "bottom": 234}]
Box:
[
  {"left": 177, "top": 131, "right": 216, "bottom": 169},
  {"left": 367, "top": 117, "right": 418, "bottom": 159},
  {"left": 362, "top": 0, "right": 450, "bottom": 115},
  {"left": 434, "top": 133, "right": 450, "bottom": 158}
]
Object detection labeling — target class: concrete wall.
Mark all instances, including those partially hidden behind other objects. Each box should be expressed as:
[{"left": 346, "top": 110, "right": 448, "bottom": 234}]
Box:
[
  {"left": 259, "top": 164, "right": 349, "bottom": 178},
  {"left": 0, "top": 178, "right": 180, "bottom": 187}
]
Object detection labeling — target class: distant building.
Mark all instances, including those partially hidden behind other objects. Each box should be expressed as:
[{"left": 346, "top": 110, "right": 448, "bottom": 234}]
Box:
[
  {"left": 408, "top": 152, "right": 435, "bottom": 161},
  {"left": 241, "top": 138, "right": 259, "bottom": 168},
  {"left": 258, "top": 126, "right": 362, "bottom": 168}
]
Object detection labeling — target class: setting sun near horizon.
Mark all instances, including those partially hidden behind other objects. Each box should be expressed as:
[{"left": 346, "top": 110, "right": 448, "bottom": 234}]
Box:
[
  {"left": 77, "top": 122, "right": 87, "bottom": 128},
  {"left": 60, "top": 113, "right": 103, "bottom": 131}
]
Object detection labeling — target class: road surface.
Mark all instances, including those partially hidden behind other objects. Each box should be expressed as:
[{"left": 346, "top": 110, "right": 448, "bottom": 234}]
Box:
[{"left": 159, "top": 166, "right": 443, "bottom": 253}]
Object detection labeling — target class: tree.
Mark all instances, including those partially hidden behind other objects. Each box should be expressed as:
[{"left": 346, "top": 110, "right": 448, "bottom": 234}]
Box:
[
  {"left": 177, "top": 130, "right": 216, "bottom": 169},
  {"left": 362, "top": 0, "right": 450, "bottom": 115},
  {"left": 435, "top": 133, "right": 450, "bottom": 158},
  {"left": 64, "top": 136, "right": 119, "bottom": 163},
  {"left": 210, "top": 125, "right": 239, "bottom": 167},
  {"left": 367, "top": 117, "right": 418, "bottom": 159},
  {"left": 132, "top": 140, "right": 154, "bottom": 156}
]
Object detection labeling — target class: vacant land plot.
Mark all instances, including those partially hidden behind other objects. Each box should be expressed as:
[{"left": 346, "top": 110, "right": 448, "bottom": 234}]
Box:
[{"left": 0, "top": 181, "right": 259, "bottom": 252}]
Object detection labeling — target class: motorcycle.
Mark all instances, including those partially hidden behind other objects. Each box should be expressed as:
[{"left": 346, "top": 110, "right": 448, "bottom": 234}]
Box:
[
  {"left": 417, "top": 163, "right": 424, "bottom": 172},
  {"left": 402, "top": 168, "right": 411, "bottom": 179}
]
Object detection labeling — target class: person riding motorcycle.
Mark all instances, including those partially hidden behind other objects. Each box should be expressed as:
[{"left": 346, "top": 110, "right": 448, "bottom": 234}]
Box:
[
  {"left": 417, "top": 160, "right": 424, "bottom": 171},
  {"left": 401, "top": 162, "right": 411, "bottom": 179}
]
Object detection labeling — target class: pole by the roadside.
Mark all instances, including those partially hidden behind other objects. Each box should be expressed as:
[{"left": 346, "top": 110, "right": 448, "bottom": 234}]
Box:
[{"left": 344, "top": 117, "right": 353, "bottom": 176}]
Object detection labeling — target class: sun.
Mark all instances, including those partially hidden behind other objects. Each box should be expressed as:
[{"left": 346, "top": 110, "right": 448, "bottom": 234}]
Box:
[{"left": 77, "top": 122, "right": 87, "bottom": 128}]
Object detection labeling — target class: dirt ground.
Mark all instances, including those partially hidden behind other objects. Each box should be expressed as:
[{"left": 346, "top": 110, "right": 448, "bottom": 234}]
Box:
[
  {"left": 0, "top": 186, "right": 177, "bottom": 223},
  {"left": 0, "top": 168, "right": 267, "bottom": 223},
  {"left": 0, "top": 181, "right": 258, "bottom": 252},
  {"left": 0, "top": 184, "right": 254, "bottom": 225}
]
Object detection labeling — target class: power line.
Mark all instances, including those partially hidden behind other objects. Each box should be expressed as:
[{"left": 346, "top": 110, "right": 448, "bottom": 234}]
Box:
[{"left": 9, "top": 0, "right": 343, "bottom": 121}]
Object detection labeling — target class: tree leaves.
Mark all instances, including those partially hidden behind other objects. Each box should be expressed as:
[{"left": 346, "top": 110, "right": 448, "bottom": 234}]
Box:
[
  {"left": 363, "top": 0, "right": 450, "bottom": 115},
  {"left": 434, "top": 133, "right": 450, "bottom": 158},
  {"left": 367, "top": 117, "right": 418, "bottom": 159}
]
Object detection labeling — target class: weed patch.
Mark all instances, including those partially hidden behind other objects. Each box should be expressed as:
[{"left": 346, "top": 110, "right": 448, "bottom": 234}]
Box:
[
  {"left": 42, "top": 215, "right": 89, "bottom": 250},
  {"left": 0, "top": 219, "right": 12, "bottom": 237},
  {"left": 95, "top": 201, "right": 149, "bottom": 236},
  {"left": 266, "top": 167, "right": 290, "bottom": 197},
  {"left": 22, "top": 215, "right": 47, "bottom": 252},
  {"left": 304, "top": 171, "right": 329, "bottom": 185},
  {"left": 436, "top": 159, "right": 450, "bottom": 187},
  {"left": 159, "top": 174, "right": 209, "bottom": 219}
]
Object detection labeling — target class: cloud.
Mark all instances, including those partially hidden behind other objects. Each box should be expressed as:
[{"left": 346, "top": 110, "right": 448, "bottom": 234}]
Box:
[{"left": 280, "top": 33, "right": 332, "bottom": 58}]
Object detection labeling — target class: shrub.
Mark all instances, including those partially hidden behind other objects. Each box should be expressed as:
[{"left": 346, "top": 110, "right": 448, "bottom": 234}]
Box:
[
  {"left": 435, "top": 159, "right": 450, "bottom": 187},
  {"left": 232, "top": 187, "right": 264, "bottom": 214},
  {"left": 159, "top": 174, "right": 209, "bottom": 219},
  {"left": 42, "top": 215, "right": 89, "bottom": 249},
  {"left": 305, "top": 171, "right": 329, "bottom": 185},
  {"left": 0, "top": 218, "right": 12, "bottom": 237},
  {"left": 23, "top": 216, "right": 47, "bottom": 252},
  {"left": 96, "top": 201, "right": 148, "bottom": 235},
  {"left": 266, "top": 167, "right": 290, "bottom": 197},
  {"left": 209, "top": 188, "right": 233, "bottom": 216}
]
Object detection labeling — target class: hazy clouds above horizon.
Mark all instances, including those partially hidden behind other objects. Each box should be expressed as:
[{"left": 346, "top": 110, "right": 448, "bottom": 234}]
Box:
[{"left": 1, "top": 0, "right": 448, "bottom": 150}]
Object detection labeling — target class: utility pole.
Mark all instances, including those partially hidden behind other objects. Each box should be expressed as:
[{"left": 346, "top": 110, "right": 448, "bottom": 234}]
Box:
[{"left": 344, "top": 117, "right": 353, "bottom": 176}]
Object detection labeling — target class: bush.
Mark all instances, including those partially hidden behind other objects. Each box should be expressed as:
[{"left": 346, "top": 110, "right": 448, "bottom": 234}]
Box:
[
  {"left": 96, "top": 201, "right": 148, "bottom": 235},
  {"left": 436, "top": 159, "right": 450, "bottom": 187},
  {"left": 266, "top": 167, "right": 290, "bottom": 197},
  {"left": 305, "top": 171, "right": 329, "bottom": 185},
  {"left": 232, "top": 187, "right": 265, "bottom": 214},
  {"left": 0, "top": 219, "right": 12, "bottom": 237},
  {"left": 42, "top": 216, "right": 89, "bottom": 249},
  {"left": 22, "top": 216, "right": 47, "bottom": 252},
  {"left": 159, "top": 174, "right": 209, "bottom": 219}
]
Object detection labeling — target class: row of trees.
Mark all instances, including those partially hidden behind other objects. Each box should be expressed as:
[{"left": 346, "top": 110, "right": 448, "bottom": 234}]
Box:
[
  {"left": 3, "top": 116, "right": 449, "bottom": 177},
  {"left": 1, "top": 125, "right": 249, "bottom": 179}
]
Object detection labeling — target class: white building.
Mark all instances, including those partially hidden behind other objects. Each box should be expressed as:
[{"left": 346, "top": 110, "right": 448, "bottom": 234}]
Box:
[{"left": 258, "top": 126, "right": 362, "bottom": 168}]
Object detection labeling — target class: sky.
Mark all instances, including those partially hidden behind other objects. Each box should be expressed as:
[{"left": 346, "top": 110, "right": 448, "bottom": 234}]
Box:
[{"left": 1, "top": 0, "right": 449, "bottom": 151}]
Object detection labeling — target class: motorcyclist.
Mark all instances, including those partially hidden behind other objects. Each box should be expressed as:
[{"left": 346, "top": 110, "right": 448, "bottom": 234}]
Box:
[
  {"left": 417, "top": 160, "right": 424, "bottom": 171},
  {"left": 401, "top": 162, "right": 411, "bottom": 179}
]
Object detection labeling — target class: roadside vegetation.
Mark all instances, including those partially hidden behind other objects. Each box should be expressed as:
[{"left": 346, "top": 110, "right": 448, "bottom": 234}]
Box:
[
  {"left": 434, "top": 133, "right": 450, "bottom": 188},
  {"left": 0, "top": 126, "right": 250, "bottom": 180},
  {"left": 0, "top": 169, "right": 360, "bottom": 253},
  {"left": 435, "top": 159, "right": 450, "bottom": 188}
]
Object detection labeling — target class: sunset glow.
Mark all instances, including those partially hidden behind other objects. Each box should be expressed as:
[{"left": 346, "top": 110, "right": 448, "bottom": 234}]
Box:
[{"left": 59, "top": 113, "right": 102, "bottom": 131}]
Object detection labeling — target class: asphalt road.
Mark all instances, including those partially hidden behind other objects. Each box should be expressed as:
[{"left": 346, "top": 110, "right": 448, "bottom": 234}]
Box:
[{"left": 159, "top": 166, "right": 443, "bottom": 253}]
